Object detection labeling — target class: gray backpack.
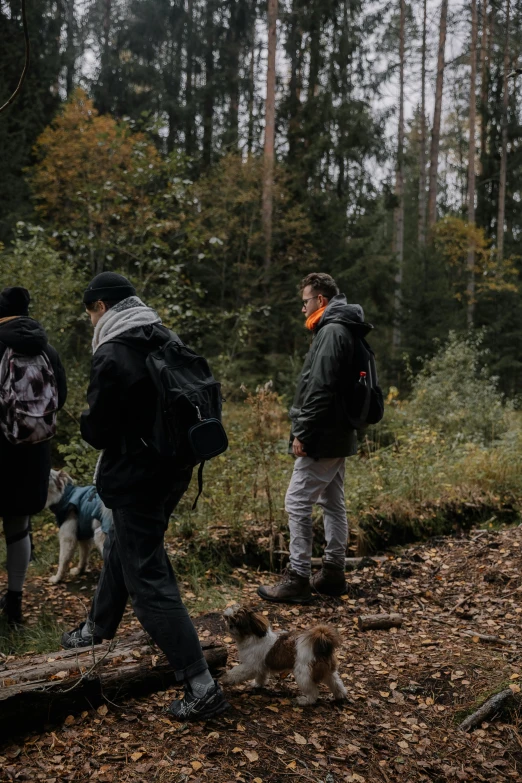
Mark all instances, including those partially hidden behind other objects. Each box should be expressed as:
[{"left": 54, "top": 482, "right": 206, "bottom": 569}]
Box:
[{"left": 0, "top": 348, "right": 58, "bottom": 445}]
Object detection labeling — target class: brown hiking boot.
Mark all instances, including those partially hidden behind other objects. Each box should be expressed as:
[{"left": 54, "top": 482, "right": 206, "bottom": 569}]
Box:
[
  {"left": 257, "top": 567, "right": 313, "bottom": 604},
  {"left": 310, "top": 560, "right": 347, "bottom": 597}
]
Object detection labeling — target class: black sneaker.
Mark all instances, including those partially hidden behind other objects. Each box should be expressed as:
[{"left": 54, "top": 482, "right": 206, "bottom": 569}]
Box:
[
  {"left": 168, "top": 680, "right": 230, "bottom": 722},
  {"left": 0, "top": 590, "right": 23, "bottom": 625},
  {"left": 61, "top": 621, "right": 103, "bottom": 649}
]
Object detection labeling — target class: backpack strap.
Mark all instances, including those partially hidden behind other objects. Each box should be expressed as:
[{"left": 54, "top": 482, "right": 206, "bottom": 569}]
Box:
[{"left": 191, "top": 461, "right": 205, "bottom": 511}]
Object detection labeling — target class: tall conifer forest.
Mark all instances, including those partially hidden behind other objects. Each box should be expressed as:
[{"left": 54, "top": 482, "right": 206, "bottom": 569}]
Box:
[{"left": 1, "top": 0, "right": 522, "bottom": 395}]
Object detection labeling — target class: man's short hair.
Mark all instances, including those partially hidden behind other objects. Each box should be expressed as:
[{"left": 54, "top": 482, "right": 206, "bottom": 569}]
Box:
[{"left": 300, "top": 273, "right": 339, "bottom": 300}]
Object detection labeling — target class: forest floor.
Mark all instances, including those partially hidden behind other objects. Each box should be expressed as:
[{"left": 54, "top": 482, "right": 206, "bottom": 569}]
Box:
[{"left": 2, "top": 524, "right": 522, "bottom": 783}]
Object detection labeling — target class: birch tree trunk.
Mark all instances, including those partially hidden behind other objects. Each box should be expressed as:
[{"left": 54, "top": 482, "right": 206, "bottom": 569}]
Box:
[
  {"left": 392, "top": 0, "right": 405, "bottom": 351},
  {"left": 466, "top": 0, "right": 478, "bottom": 327},
  {"left": 262, "top": 0, "right": 278, "bottom": 276},
  {"left": 497, "top": 0, "right": 511, "bottom": 262},
  {"left": 427, "top": 0, "right": 449, "bottom": 229},
  {"left": 418, "top": 0, "right": 428, "bottom": 246}
]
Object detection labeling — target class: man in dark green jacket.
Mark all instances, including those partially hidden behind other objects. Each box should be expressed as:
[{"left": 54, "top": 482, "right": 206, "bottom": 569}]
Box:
[{"left": 258, "top": 273, "right": 370, "bottom": 604}]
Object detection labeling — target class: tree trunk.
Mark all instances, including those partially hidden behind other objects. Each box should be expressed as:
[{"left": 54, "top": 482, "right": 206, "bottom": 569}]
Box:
[
  {"left": 392, "top": 0, "right": 405, "bottom": 352},
  {"left": 497, "top": 0, "right": 511, "bottom": 261},
  {"left": 247, "top": 17, "right": 256, "bottom": 157},
  {"left": 262, "top": 0, "right": 278, "bottom": 278},
  {"left": 224, "top": 1, "right": 241, "bottom": 151},
  {"left": 0, "top": 624, "right": 227, "bottom": 735},
  {"left": 202, "top": 0, "right": 215, "bottom": 167},
  {"left": 287, "top": 3, "right": 301, "bottom": 163},
  {"left": 466, "top": 0, "right": 478, "bottom": 327},
  {"left": 478, "top": 0, "right": 489, "bottom": 172},
  {"left": 64, "top": 0, "right": 75, "bottom": 96},
  {"left": 337, "top": 0, "right": 351, "bottom": 201},
  {"left": 167, "top": 22, "right": 183, "bottom": 154},
  {"left": 418, "top": 0, "right": 428, "bottom": 246},
  {"left": 97, "top": 0, "right": 112, "bottom": 114},
  {"left": 184, "top": 0, "right": 194, "bottom": 158},
  {"left": 427, "top": 0, "right": 449, "bottom": 229}
]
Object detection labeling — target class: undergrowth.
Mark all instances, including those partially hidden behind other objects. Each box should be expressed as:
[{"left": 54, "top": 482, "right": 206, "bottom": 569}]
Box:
[{"left": 2, "top": 331, "right": 522, "bottom": 655}]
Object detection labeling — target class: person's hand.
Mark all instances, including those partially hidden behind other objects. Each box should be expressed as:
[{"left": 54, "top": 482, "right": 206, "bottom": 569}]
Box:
[{"left": 292, "top": 437, "right": 307, "bottom": 457}]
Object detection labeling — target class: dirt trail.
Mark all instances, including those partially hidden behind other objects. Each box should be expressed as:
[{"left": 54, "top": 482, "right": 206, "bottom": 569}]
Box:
[{"left": 2, "top": 525, "right": 522, "bottom": 782}]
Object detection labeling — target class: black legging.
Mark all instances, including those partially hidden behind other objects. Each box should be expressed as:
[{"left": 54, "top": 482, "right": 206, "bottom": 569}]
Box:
[{"left": 2, "top": 516, "right": 30, "bottom": 591}]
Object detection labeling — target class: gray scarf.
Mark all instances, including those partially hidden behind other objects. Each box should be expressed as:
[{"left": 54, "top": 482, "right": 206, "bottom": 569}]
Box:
[
  {"left": 92, "top": 296, "right": 161, "bottom": 354},
  {"left": 91, "top": 296, "right": 161, "bottom": 481}
]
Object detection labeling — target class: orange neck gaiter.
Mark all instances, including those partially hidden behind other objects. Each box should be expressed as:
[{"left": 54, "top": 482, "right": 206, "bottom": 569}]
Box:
[
  {"left": 306, "top": 305, "right": 327, "bottom": 332},
  {"left": 0, "top": 316, "right": 19, "bottom": 326}
]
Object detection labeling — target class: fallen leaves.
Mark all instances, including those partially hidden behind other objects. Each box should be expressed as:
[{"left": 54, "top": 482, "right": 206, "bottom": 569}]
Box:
[{"left": 3, "top": 525, "right": 522, "bottom": 783}]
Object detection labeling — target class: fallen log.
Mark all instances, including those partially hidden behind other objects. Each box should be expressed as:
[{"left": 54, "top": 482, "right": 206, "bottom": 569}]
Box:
[
  {"left": 357, "top": 613, "right": 403, "bottom": 631},
  {"left": 459, "top": 689, "right": 514, "bottom": 732},
  {"left": 274, "top": 552, "right": 390, "bottom": 570},
  {"left": 311, "top": 556, "right": 389, "bottom": 570},
  {"left": 0, "top": 616, "right": 227, "bottom": 735}
]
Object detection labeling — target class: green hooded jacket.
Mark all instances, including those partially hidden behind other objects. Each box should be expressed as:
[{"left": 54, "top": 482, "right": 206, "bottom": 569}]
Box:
[{"left": 289, "top": 294, "right": 373, "bottom": 458}]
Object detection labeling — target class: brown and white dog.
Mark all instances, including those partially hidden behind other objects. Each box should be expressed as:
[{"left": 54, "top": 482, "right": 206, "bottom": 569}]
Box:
[{"left": 222, "top": 605, "right": 347, "bottom": 705}]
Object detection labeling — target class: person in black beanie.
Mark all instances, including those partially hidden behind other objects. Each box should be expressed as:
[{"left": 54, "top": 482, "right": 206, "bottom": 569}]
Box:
[
  {"left": 0, "top": 287, "right": 67, "bottom": 624},
  {"left": 62, "top": 273, "right": 229, "bottom": 721}
]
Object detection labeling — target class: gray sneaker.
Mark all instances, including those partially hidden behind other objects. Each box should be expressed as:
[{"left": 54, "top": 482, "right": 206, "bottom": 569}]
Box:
[
  {"left": 168, "top": 680, "right": 230, "bottom": 721},
  {"left": 61, "top": 621, "right": 103, "bottom": 649}
]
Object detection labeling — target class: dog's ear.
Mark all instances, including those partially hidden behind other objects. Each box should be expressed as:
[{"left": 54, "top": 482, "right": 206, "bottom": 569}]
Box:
[
  {"left": 248, "top": 611, "right": 269, "bottom": 638},
  {"left": 57, "top": 470, "right": 71, "bottom": 493}
]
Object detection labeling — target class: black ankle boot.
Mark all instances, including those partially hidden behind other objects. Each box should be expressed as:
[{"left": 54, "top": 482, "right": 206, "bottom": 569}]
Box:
[{"left": 0, "top": 590, "right": 23, "bottom": 625}]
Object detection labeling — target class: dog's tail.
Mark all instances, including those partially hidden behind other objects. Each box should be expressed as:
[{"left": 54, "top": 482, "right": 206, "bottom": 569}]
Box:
[{"left": 304, "top": 625, "right": 341, "bottom": 659}]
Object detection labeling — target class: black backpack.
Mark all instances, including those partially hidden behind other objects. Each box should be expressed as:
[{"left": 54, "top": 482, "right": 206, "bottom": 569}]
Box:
[
  {"left": 143, "top": 335, "right": 228, "bottom": 508},
  {"left": 345, "top": 333, "right": 384, "bottom": 429}
]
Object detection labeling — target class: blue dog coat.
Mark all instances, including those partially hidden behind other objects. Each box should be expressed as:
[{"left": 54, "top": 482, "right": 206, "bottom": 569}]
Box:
[{"left": 50, "top": 483, "right": 112, "bottom": 540}]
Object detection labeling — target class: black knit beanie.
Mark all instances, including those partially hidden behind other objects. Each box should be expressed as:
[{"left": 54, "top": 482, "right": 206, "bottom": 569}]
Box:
[
  {"left": 83, "top": 272, "right": 136, "bottom": 305},
  {"left": 0, "top": 286, "right": 30, "bottom": 318}
]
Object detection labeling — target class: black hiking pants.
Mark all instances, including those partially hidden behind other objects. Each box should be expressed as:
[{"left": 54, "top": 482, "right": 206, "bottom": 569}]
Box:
[{"left": 89, "top": 472, "right": 208, "bottom": 682}]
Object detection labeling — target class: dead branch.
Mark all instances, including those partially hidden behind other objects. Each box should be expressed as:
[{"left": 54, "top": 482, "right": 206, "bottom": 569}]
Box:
[
  {"left": 459, "top": 631, "right": 516, "bottom": 647},
  {"left": 459, "top": 689, "right": 514, "bottom": 731},
  {"left": 357, "top": 613, "right": 403, "bottom": 631}
]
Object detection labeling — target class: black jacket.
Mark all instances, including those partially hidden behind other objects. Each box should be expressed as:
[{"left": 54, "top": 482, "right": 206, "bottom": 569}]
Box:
[
  {"left": 289, "top": 295, "right": 372, "bottom": 458},
  {"left": 81, "top": 323, "right": 188, "bottom": 508},
  {"left": 0, "top": 317, "right": 67, "bottom": 516}
]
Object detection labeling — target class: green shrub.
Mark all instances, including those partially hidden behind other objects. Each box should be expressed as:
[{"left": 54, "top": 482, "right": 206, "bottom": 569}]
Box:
[{"left": 408, "top": 331, "right": 510, "bottom": 444}]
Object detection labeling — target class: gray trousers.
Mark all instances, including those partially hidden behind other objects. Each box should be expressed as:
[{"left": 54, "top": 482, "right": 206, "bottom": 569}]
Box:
[{"left": 285, "top": 456, "right": 348, "bottom": 577}]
